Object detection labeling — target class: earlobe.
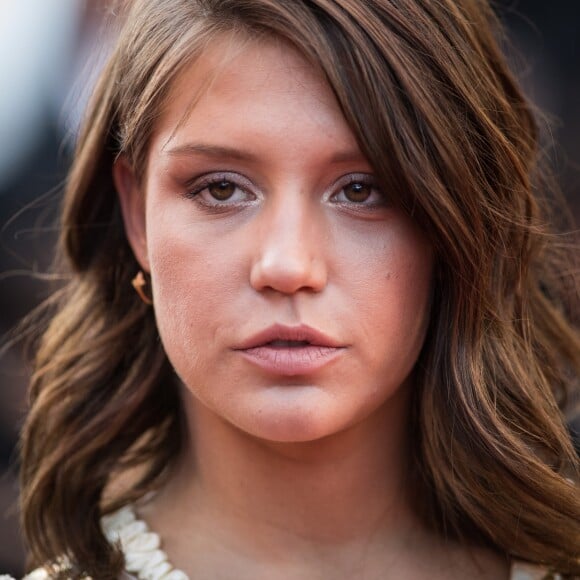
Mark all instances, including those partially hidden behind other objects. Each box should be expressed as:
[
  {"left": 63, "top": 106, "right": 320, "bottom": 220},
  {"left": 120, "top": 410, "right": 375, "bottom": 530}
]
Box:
[{"left": 113, "top": 155, "right": 150, "bottom": 271}]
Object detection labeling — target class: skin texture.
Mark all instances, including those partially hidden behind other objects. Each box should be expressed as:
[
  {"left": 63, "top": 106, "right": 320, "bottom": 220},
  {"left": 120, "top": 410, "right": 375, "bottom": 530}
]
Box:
[{"left": 115, "top": 36, "right": 508, "bottom": 580}]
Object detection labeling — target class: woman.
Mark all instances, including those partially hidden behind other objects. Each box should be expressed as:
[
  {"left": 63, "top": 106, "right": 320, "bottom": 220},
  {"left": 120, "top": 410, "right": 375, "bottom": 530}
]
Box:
[{"left": 7, "top": 0, "right": 580, "bottom": 578}]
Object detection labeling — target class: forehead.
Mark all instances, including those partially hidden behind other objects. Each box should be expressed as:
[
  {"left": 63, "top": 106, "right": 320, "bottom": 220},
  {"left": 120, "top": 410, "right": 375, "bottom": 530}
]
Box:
[{"left": 149, "top": 34, "right": 360, "bottom": 159}]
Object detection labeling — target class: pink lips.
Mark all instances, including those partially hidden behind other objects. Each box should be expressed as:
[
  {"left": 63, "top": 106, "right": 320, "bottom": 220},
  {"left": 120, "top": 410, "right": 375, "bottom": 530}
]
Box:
[{"left": 234, "top": 323, "right": 346, "bottom": 376}]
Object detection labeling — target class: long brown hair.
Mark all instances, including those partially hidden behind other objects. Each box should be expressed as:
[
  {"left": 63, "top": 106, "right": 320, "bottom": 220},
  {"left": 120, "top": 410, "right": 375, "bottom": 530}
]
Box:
[{"left": 19, "top": 0, "right": 580, "bottom": 577}]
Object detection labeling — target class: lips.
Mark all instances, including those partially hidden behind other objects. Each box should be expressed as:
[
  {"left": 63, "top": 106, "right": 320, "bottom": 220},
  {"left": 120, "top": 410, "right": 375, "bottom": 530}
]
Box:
[
  {"left": 234, "top": 323, "right": 346, "bottom": 376},
  {"left": 236, "top": 323, "right": 343, "bottom": 350}
]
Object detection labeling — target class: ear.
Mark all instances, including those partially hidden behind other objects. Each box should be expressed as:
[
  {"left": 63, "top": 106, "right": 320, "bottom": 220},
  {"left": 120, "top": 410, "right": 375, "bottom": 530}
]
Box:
[{"left": 113, "top": 155, "right": 150, "bottom": 271}]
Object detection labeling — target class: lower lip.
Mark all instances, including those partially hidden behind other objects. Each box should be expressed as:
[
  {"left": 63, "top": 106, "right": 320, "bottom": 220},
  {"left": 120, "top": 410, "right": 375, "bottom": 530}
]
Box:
[{"left": 236, "top": 345, "right": 345, "bottom": 376}]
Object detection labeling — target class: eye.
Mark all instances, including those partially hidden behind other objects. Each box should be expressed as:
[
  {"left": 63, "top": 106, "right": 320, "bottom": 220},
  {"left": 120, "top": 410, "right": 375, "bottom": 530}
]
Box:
[
  {"left": 208, "top": 180, "right": 237, "bottom": 201},
  {"left": 331, "top": 175, "right": 387, "bottom": 208},
  {"left": 342, "top": 182, "right": 373, "bottom": 203},
  {"left": 183, "top": 172, "right": 257, "bottom": 209}
]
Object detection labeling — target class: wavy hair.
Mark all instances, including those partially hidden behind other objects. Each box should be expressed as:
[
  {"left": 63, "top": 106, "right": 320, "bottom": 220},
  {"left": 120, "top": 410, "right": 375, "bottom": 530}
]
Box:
[{"left": 19, "top": 0, "right": 580, "bottom": 577}]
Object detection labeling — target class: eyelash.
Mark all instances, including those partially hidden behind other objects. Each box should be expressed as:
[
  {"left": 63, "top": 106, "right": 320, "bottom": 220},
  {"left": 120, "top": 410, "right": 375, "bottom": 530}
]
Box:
[{"left": 183, "top": 172, "right": 387, "bottom": 211}]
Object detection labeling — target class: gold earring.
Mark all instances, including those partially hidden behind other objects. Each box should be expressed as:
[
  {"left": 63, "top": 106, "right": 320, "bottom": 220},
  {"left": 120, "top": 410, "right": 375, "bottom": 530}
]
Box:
[{"left": 131, "top": 270, "right": 153, "bottom": 305}]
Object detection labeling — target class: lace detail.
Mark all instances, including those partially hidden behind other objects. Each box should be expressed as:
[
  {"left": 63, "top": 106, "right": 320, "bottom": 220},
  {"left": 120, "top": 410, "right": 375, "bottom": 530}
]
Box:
[{"left": 102, "top": 506, "right": 189, "bottom": 580}]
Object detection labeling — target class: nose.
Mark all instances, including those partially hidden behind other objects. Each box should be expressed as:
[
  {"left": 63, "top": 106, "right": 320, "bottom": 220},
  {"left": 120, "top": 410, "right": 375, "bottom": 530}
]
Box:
[{"left": 249, "top": 199, "right": 328, "bottom": 295}]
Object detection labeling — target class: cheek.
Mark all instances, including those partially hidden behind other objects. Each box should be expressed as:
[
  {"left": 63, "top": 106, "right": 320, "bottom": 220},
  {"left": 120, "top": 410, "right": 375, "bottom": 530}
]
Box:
[
  {"left": 147, "top": 196, "right": 433, "bottom": 395},
  {"left": 384, "top": 234, "right": 434, "bottom": 338},
  {"left": 145, "top": 214, "right": 246, "bottom": 375},
  {"left": 336, "top": 218, "right": 434, "bottom": 373}
]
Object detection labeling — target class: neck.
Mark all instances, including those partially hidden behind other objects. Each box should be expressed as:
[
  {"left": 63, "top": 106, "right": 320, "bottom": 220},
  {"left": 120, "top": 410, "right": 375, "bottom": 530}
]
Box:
[{"left": 141, "top": 384, "right": 426, "bottom": 576}]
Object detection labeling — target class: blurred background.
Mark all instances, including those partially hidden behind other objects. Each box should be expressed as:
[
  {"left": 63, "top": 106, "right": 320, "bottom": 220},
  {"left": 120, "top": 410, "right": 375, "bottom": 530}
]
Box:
[{"left": 0, "top": 1, "right": 578, "bottom": 576}]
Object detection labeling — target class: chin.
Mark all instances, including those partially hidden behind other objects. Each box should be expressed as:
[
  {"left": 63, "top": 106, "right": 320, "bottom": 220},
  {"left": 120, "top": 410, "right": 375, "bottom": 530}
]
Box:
[
  {"left": 231, "top": 391, "right": 356, "bottom": 444},
  {"left": 246, "top": 416, "right": 335, "bottom": 444}
]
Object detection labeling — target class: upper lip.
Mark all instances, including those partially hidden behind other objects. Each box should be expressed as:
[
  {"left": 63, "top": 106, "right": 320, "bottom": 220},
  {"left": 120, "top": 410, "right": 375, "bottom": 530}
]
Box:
[{"left": 235, "top": 323, "right": 344, "bottom": 350}]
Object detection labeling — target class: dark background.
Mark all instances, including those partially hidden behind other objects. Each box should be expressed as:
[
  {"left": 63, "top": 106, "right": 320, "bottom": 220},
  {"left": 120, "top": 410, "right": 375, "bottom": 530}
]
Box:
[{"left": 0, "top": 1, "right": 578, "bottom": 576}]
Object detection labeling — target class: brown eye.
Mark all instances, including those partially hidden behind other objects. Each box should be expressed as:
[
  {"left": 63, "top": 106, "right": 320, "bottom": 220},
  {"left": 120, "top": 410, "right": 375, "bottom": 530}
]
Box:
[
  {"left": 208, "top": 180, "right": 236, "bottom": 200},
  {"left": 343, "top": 182, "right": 372, "bottom": 203}
]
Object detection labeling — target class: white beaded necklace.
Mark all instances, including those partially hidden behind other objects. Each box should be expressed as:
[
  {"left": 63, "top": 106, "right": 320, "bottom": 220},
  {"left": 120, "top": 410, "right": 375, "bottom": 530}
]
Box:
[
  {"left": 0, "top": 506, "right": 189, "bottom": 580},
  {"left": 101, "top": 506, "right": 189, "bottom": 580}
]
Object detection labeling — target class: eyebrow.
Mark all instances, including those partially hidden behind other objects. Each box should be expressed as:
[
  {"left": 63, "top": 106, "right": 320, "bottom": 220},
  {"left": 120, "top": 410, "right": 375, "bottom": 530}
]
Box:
[
  {"left": 165, "top": 142, "right": 368, "bottom": 165},
  {"left": 166, "top": 143, "right": 257, "bottom": 162}
]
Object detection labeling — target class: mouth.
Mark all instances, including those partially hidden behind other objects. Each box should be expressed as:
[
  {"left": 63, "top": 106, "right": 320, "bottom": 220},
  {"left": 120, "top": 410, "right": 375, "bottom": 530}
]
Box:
[
  {"left": 265, "top": 339, "right": 312, "bottom": 348},
  {"left": 235, "top": 323, "right": 343, "bottom": 350},
  {"left": 234, "top": 324, "right": 346, "bottom": 376}
]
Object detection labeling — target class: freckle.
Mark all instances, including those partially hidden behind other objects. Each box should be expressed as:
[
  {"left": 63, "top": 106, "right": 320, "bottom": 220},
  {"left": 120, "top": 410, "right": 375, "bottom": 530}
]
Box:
[{"left": 385, "top": 272, "right": 392, "bottom": 280}]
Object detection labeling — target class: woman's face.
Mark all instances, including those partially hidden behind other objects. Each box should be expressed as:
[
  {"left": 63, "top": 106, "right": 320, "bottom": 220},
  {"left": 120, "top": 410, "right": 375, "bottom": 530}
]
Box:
[{"left": 117, "top": 37, "right": 435, "bottom": 443}]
